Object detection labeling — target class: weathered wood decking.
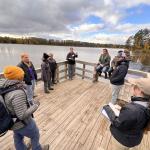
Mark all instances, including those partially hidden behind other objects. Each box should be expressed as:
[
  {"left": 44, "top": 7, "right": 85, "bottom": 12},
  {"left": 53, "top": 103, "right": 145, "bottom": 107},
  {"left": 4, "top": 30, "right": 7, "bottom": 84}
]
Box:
[{"left": 0, "top": 78, "right": 150, "bottom": 150}]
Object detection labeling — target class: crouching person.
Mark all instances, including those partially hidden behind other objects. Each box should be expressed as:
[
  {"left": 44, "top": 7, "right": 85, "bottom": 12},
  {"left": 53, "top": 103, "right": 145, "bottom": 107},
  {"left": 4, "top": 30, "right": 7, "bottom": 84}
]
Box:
[
  {"left": 103, "top": 77, "right": 150, "bottom": 150},
  {"left": 2, "top": 66, "right": 49, "bottom": 150}
]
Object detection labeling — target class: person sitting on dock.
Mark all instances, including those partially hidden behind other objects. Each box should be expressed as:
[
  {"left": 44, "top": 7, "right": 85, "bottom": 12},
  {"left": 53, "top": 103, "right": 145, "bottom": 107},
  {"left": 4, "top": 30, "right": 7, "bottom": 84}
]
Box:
[
  {"left": 103, "top": 77, "right": 150, "bottom": 150},
  {"left": 48, "top": 53, "right": 57, "bottom": 85},
  {"left": 18, "top": 53, "right": 37, "bottom": 105},
  {"left": 66, "top": 47, "right": 78, "bottom": 80},
  {"left": 1, "top": 66, "right": 49, "bottom": 150},
  {"left": 96, "top": 49, "right": 111, "bottom": 79},
  {"left": 41, "top": 53, "right": 53, "bottom": 94},
  {"left": 110, "top": 58, "right": 129, "bottom": 104},
  {"left": 108, "top": 50, "right": 124, "bottom": 78}
]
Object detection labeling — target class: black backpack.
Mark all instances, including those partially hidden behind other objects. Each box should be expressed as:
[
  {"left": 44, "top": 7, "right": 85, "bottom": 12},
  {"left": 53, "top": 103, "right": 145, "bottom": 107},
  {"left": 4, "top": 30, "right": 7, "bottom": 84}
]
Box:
[{"left": 0, "top": 85, "right": 24, "bottom": 137}]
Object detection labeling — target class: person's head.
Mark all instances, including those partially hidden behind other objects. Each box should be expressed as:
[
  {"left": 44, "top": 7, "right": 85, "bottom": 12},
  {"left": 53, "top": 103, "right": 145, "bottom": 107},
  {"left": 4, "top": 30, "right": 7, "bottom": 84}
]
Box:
[
  {"left": 21, "top": 53, "right": 30, "bottom": 63},
  {"left": 4, "top": 66, "right": 24, "bottom": 81},
  {"left": 124, "top": 50, "right": 130, "bottom": 57},
  {"left": 43, "top": 53, "right": 49, "bottom": 61},
  {"left": 117, "top": 50, "right": 123, "bottom": 57},
  {"left": 102, "top": 49, "right": 109, "bottom": 55},
  {"left": 128, "top": 78, "right": 150, "bottom": 100},
  {"left": 49, "top": 53, "right": 53, "bottom": 59},
  {"left": 70, "top": 47, "right": 74, "bottom": 53}
]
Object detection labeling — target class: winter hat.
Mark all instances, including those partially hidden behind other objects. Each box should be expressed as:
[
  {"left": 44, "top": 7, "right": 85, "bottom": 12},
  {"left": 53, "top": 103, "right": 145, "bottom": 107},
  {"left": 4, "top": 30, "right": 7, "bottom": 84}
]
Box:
[
  {"left": 43, "top": 53, "right": 49, "bottom": 60},
  {"left": 4, "top": 66, "right": 24, "bottom": 80},
  {"left": 128, "top": 77, "right": 150, "bottom": 95}
]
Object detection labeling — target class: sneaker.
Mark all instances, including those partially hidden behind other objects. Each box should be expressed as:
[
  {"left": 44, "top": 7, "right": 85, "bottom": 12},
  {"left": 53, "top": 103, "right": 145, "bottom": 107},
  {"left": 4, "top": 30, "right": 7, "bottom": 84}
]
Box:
[
  {"left": 42, "top": 144, "right": 50, "bottom": 150},
  {"left": 49, "top": 87, "right": 54, "bottom": 90}
]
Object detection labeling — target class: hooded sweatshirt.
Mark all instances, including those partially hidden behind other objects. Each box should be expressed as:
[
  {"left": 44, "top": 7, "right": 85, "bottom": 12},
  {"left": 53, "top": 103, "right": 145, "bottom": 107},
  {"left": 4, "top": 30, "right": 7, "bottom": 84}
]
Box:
[{"left": 0, "top": 79, "right": 39, "bottom": 130}]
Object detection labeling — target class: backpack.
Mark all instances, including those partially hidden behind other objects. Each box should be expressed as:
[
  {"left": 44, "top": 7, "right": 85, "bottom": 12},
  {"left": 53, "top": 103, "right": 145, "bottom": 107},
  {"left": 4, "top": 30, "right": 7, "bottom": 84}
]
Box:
[{"left": 0, "top": 85, "right": 24, "bottom": 137}]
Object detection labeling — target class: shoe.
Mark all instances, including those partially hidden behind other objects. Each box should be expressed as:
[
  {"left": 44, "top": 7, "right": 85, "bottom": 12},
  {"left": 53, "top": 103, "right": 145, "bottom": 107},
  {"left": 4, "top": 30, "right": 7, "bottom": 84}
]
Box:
[
  {"left": 49, "top": 87, "right": 54, "bottom": 90},
  {"left": 42, "top": 144, "right": 50, "bottom": 150},
  {"left": 45, "top": 90, "right": 50, "bottom": 94},
  {"left": 33, "top": 95, "right": 38, "bottom": 98}
]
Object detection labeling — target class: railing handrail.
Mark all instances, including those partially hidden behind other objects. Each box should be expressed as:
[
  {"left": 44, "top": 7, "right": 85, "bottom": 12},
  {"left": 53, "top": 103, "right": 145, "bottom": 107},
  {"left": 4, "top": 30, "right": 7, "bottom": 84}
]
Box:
[{"left": 0, "top": 60, "right": 149, "bottom": 82}]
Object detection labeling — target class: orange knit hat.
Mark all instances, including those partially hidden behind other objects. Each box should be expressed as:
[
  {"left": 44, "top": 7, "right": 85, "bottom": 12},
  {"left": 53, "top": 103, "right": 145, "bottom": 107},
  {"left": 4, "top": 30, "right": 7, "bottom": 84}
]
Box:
[{"left": 4, "top": 66, "right": 24, "bottom": 80}]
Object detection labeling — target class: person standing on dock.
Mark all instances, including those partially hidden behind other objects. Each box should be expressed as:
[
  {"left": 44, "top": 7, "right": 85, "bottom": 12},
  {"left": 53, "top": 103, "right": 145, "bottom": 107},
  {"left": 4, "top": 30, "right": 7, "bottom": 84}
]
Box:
[
  {"left": 96, "top": 49, "right": 111, "bottom": 79},
  {"left": 41, "top": 53, "right": 53, "bottom": 93},
  {"left": 108, "top": 50, "right": 124, "bottom": 78},
  {"left": 18, "top": 53, "right": 37, "bottom": 105},
  {"left": 110, "top": 58, "right": 129, "bottom": 104},
  {"left": 48, "top": 53, "right": 57, "bottom": 84},
  {"left": 1, "top": 66, "right": 49, "bottom": 150},
  {"left": 66, "top": 47, "right": 78, "bottom": 80}
]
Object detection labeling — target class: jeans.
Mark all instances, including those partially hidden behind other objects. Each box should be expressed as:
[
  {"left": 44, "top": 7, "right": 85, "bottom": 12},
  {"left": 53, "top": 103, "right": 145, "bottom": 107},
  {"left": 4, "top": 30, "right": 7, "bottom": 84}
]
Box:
[
  {"left": 68, "top": 64, "right": 75, "bottom": 79},
  {"left": 44, "top": 80, "right": 51, "bottom": 92},
  {"left": 96, "top": 65, "right": 109, "bottom": 73},
  {"left": 13, "top": 119, "right": 42, "bottom": 150},
  {"left": 26, "top": 80, "right": 36, "bottom": 104},
  {"left": 111, "top": 84, "right": 122, "bottom": 104}
]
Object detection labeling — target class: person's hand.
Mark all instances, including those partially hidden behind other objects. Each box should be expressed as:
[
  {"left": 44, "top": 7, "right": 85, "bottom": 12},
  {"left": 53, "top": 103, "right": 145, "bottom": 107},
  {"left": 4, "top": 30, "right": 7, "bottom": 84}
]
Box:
[{"left": 34, "top": 100, "right": 40, "bottom": 106}]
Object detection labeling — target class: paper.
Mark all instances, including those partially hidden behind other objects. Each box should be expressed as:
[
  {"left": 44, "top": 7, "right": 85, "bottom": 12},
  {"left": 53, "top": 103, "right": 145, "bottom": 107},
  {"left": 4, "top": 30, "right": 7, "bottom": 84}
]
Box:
[{"left": 101, "top": 103, "right": 121, "bottom": 120}]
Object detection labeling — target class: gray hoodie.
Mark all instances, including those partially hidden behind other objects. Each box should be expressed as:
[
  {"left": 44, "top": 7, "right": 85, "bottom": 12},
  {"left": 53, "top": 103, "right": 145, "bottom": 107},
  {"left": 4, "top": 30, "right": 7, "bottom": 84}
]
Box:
[{"left": 0, "top": 79, "right": 39, "bottom": 130}]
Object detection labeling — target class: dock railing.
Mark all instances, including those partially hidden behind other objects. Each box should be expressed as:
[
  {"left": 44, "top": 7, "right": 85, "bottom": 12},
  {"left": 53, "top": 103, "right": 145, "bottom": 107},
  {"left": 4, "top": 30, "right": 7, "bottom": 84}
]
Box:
[{"left": 0, "top": 60, "right": 149, "bottom": 83}]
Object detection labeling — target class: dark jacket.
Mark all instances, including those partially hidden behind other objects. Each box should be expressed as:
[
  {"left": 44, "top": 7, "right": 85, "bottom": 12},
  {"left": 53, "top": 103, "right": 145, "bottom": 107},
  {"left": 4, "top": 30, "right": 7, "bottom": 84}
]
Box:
[
  {"left": 110, "top": 62, "right": 128, "bottom": 85},
  {"left": 41, "top": 60, "right": 51, "bottom": 82},
  {"left": 18, "top": 61, "right": 37, "bottom": 85},
  {"left": 104, "top": 97, "right": 150, "bottom": 147},
  {"left": 66, "top": 52, "right": 78, "bottom": 65},
  {"left": 48, "top": 58, "right": 57, "bottom": 71}
]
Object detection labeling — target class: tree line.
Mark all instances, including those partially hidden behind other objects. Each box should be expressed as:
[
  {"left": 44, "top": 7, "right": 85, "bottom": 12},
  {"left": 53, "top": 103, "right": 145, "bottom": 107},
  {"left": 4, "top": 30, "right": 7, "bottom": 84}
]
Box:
[{"left": 0, "top": 36, "right": 126, "bottom": 49}]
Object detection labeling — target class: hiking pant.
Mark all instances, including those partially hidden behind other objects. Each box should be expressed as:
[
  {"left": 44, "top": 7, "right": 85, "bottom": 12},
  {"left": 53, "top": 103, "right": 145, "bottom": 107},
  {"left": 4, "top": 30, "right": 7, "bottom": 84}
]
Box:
[
  {"left": 68, "top": 64, "right": 75, "bottom": 79},
  {"left": 26, "top": 80, "right": 36, "bottom": 105},
  {"left": 13, "top": 119, "right": 42, "bottom": 150},
  {"left": 111, "top": 84, "right": 123, "bottom": 104},
  {"left": 44, "top": 80, "right": 51, "bottom": 92},
  {"left": 51, "top": 69, "right": 56, "bottom": 83}
]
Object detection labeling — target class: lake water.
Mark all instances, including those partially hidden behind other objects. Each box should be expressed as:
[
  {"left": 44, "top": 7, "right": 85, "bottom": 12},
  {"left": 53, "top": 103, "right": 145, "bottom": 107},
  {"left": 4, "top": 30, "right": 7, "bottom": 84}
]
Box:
[{"left": 0, "top": 43, "right": 148, "bottom": 73}]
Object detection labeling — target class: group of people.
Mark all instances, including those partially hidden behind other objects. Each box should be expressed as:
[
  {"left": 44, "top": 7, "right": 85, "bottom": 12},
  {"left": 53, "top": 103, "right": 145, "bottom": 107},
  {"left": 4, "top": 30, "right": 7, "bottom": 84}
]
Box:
[{"left": 0, "top": 47, "right": 150, "bottom": 150}]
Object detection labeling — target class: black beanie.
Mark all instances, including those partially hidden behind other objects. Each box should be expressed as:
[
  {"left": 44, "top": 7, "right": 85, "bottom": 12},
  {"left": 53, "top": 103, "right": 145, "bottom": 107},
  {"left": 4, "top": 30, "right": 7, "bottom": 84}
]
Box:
[{"left": 43, "top": 53, "right": 49, "bottom": 60}]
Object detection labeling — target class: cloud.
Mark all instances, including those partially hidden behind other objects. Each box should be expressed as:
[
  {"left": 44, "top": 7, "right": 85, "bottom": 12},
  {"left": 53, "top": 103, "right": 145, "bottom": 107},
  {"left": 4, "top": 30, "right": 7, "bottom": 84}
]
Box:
[{"left": 0, "top": 0, "right": 149, "bottom": 44}]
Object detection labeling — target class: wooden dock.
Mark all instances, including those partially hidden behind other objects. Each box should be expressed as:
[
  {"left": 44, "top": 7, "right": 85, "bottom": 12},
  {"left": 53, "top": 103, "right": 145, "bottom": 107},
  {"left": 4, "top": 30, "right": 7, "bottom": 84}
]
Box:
[{"left": 0, "top": 78, "right": 150, "bottom": 150}]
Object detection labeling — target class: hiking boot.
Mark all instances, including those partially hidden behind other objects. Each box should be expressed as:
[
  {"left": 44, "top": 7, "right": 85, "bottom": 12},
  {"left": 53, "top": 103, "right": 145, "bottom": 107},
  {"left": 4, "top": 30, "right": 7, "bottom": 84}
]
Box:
[
  {"left": 104, "top": 73, "right": 108, "bottom": 79},
  {"left": 45, "top": 90, "right": 50, "bottom": 94},
  {"left": 48, "top": 87, "right": 54, "bottom": 90},
  {"left": 42, "top": 144, "right": 50, "bottom": 150}
]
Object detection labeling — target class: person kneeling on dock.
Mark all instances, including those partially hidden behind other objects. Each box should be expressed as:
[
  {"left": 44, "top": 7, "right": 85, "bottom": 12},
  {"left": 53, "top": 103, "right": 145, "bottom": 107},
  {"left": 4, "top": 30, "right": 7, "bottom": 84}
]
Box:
[
  {"left": 103, "top": 77, "right": 150, "bottom": 150},
  {"left": 0, "top": 66, "right": 49, "bottom": 150}
]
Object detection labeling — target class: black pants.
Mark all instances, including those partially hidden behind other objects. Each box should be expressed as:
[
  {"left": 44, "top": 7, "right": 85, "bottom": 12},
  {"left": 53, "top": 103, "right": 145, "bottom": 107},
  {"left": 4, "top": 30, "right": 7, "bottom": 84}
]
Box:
[{"left": 51, "top": 69, "right": 56, "bottom": 83}]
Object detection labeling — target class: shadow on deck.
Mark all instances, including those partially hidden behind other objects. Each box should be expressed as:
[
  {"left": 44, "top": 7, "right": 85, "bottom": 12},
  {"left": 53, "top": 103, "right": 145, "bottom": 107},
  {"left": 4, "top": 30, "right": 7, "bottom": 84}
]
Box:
[{"left": 0, "top": 78, "right": 150, "bottom": 150}]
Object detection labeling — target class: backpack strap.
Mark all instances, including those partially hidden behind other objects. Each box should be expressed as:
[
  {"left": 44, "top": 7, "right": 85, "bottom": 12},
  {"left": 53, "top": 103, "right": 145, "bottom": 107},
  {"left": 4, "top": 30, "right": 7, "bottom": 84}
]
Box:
[{"left": 0, "top": 84, "right": 28, "bottom": 126}]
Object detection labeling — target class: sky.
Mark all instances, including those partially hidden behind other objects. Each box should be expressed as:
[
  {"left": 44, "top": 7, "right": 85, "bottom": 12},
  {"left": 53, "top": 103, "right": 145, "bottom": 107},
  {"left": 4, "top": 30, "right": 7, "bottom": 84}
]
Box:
[{"left": 0, "top": 0, "right": 150, "bottom": 44}]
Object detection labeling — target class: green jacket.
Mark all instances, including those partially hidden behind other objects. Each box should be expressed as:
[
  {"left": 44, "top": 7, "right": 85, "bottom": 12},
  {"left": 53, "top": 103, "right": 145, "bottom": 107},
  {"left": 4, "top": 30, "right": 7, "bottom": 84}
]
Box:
[{"left": 99, "top": 54, "right": 111, "bottom": 66}]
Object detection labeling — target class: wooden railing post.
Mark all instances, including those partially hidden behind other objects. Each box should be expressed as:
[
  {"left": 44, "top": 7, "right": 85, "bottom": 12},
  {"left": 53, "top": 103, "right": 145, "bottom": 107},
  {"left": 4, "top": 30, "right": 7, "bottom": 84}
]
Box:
[
  {"left": 93, "top": 65, "right": 98, "bottom": 82},
  {"left": 56, "top": 65, "right": 59, "bottom": 83},
  {"left": 82, "top": 64, "right": 85, "bottom": 79},
  {"left": 65, "top": 63, "right": 68, "bottom": 79}
]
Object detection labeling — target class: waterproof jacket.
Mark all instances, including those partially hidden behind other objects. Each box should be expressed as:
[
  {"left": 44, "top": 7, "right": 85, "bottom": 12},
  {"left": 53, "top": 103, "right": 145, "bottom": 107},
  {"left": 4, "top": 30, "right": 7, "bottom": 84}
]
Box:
[
  {"left": 99, "top": 54, "right": 111, "bottom": 66},
  {"left": 110, "top": 62, "right": 128, "bottom": 85},
  {"left": 104, "top": 97, "right": 150, "bottom": 147},
  {"left": 0, "top": 79, "right": 39, "bottom": 130},
  {"left": 18, "top": 61, "right": 37, "bottom": 85},
  {"left": 41, "top": 60, "right": 51, "bottom": 82},
  {"left": 66, "top": 52, "right": 78, "bottom": 65}
]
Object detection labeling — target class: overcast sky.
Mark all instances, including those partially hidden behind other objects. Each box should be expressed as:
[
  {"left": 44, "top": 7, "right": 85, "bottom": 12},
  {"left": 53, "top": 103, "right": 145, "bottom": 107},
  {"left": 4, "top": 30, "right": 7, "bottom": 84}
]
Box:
[{"left": 0, "top": 0, "right": 150, "bottom": 44}]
